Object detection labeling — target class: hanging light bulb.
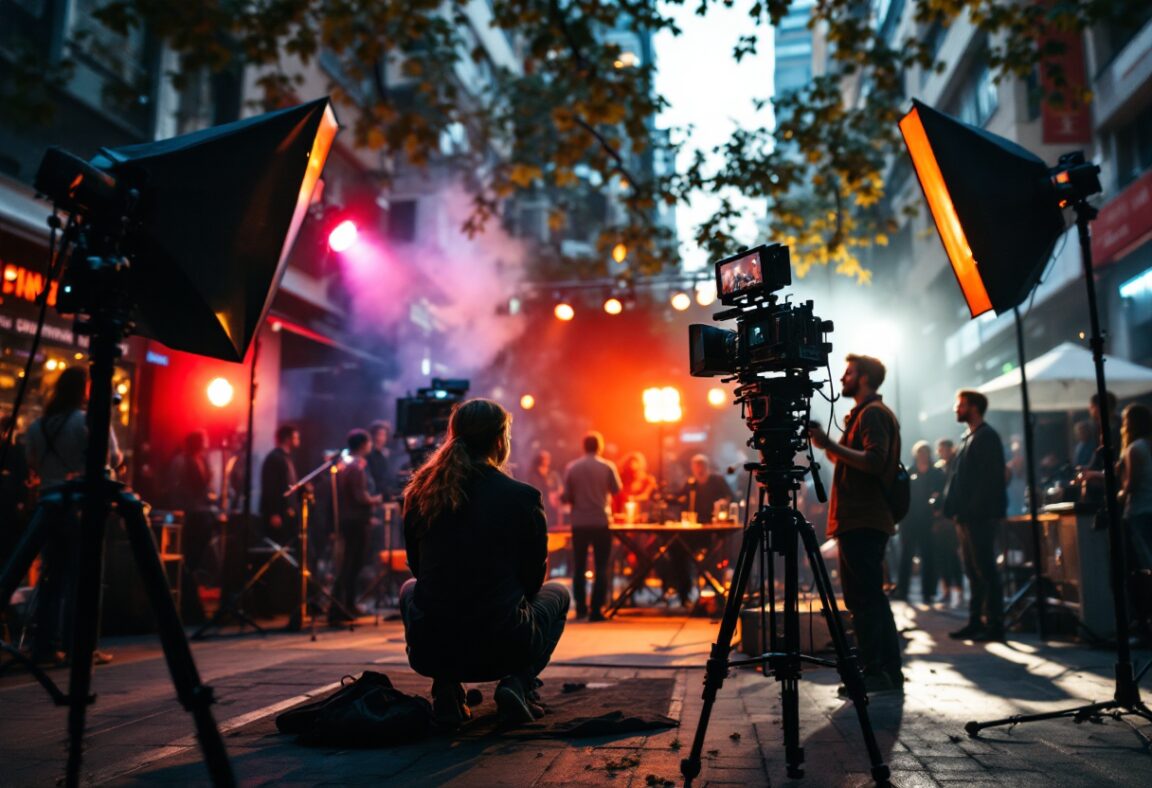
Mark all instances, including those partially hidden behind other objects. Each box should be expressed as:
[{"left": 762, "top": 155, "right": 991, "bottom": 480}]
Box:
[
  {"left": 554, "top": 302, "right": 575, "bottom": 321},
  {"left": 603, "top": 297, "right": 623, "bottom": 315},
  {"left": 670, "top": 292, "right": 692, "bottom": 311}
]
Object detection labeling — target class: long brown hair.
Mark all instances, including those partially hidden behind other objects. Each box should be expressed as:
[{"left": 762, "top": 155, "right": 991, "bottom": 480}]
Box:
[
  {"left": 403, "top": 398, "right": 511, "bottom": 525},
  {"left": 1122, "top": 403, "right": 1152, "bottom": 450}
]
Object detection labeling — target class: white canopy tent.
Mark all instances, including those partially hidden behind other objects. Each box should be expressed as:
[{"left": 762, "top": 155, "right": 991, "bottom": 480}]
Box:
[{"left": 977, "top": 342, "right": 1152, "bottom": 412}]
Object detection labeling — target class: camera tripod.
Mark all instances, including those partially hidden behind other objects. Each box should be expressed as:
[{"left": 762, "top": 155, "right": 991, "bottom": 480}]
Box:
[
  {"left": 0, "top": 305, "right": 233, "bottom": 786},
  {"left": 680, "top": 375, "right": 890, "bottom": 785}
]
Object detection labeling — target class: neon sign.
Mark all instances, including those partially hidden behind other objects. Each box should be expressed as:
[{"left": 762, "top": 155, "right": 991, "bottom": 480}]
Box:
[{"left": 1, "top": 263, "right": 58, "bottom": 307}]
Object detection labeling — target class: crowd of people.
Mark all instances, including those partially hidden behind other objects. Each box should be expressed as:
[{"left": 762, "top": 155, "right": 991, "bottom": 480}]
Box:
[{"left": 2, "top": 354, "right": 1150, "bottom": 717}]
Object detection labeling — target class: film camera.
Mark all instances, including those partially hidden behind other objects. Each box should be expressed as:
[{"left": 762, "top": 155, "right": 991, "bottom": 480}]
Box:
[
  {"left": 396, "top": 378, "right": 470, "bottom": 468},
  {"left": 686, "top": 244, "right": 834, "bottom": 490},
  {"left": 689, "top": 244, "right": 832, "bottom": 378}
]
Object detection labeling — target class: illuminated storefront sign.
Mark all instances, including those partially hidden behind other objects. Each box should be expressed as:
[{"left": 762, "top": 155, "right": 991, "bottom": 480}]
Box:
[{"left": 1, "top": 262, "right": 58, "bottom": 307}]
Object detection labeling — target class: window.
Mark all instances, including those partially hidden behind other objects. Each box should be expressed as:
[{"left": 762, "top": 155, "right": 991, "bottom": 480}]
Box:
[
  {"left": 1113, "top": 103, "right": 1152, "bottom": 189},
  {"left": 388, "top": 200, "right": 418, "bottom": 243},
  {"left": 948, "top": 55, "right": 998, "bottom": 128}
]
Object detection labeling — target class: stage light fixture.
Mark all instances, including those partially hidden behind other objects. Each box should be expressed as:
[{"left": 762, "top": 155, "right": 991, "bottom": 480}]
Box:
[
  {"left": 520, "top": 394, "right": 536, "bottom": 410},
  {"left": 898, "top": 99, "right": 1068, "bottom": 317},
  {"left": 707, "top": 387, "right": 727, "bottom": 408},
  {"left": 643, "top": 386, "right": 682, "bottom": 424},
  {"left": 328, "top": 219, "right": 359, "bottom": 252},
  {"left": 206, "top": 377, "right": 234, "bottom": 408},
  {"left": 603, "top": 297, "right": 623, "bottom": 315},
  {"left": 695, "top": 281, "right": 717, "bottom": 307},
  {"left": 670, "top": 291, "right": 692, "bottom": 311},
  {"left": 554, "top": 302, "right": 575, "bottom": 321}
]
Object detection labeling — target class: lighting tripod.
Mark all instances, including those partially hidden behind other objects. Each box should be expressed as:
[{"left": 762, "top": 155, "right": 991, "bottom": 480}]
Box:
[
  {"left": 0, "top": 256, "right": 233, "bottom": 785},
  {"left": 680, "top": 374, "right": 890, "bottom": 784},
  {"left": 966, "top": 177, "right": 1152, "bottom": 743}
]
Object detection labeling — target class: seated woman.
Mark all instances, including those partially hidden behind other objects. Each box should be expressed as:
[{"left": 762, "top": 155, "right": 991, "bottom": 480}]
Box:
[{"left": 399, "top": 399, "right": 569, "bottom": 727}]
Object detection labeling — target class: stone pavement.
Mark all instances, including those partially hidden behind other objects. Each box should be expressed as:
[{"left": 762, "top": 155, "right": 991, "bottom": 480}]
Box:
[{"left": 2, "top": 601, "right": 1151, "bottom": 786}]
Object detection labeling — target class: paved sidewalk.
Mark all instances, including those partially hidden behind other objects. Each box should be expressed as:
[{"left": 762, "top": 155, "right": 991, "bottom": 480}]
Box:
[{"left": 2, "top": 602, "right": 1151, "bottom": 786}]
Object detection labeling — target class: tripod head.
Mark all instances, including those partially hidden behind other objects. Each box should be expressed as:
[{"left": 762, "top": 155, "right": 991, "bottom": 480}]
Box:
[{"left": 735, "top": 371, "right": 827, "bottom": 507}]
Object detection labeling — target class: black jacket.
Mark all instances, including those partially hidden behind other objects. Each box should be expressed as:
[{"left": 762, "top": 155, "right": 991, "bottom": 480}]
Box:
[
  {"left": 404, "top": 465, "right": 547, "bottom": 635},
  {"left": 943, "top": 423, "right": 1007, "bottom": 523}
]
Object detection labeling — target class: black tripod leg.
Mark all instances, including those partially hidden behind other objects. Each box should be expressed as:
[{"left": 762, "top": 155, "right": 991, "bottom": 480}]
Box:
[
  {"left": 681, "top": 521, "right": 763, "bottom": 782},
  {"left": 779, "top": 524, "right": 804, "bottom": 778},
  {"left": 118, "top": 492, "right": 235, "bottom": 786},
  {"left": 63, "top": 488, "right": 110, "bottom": 788},
  {"left": 798, "top": 519, "right": 891, "bottom": 785},
  {"left": 0, "top": 502, "right": 55, "bottom": 606}
]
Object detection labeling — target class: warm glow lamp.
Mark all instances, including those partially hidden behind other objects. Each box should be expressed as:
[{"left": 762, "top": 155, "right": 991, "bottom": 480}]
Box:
[{"left": 898, "top": 99, "right": 1065, "bottom": 317}]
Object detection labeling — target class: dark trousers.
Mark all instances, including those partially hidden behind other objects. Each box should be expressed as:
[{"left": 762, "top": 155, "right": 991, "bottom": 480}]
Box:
[
  {"left": 399, "top": 578, "right": 569, "bottom": 683},
  {"left": 895, "top": 518, "right": 937, "bottom": 601},
  {"left": 333, "top": 517, "right": 368, "bottom": 619},
  {"left": 571, "top": 527, "right": 612, "bottom": 615},
  {"left": 957, "top": 519, "right": 1003, "bottom": 628},
  {"left": 32, "top": 517, "right": 79, "bottom": 659},
  {"left": 837, "top": 528, "right": 903, "bottom": 680}
]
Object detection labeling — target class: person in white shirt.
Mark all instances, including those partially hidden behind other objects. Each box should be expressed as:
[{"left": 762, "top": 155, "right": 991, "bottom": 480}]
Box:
[{"left": 562, "top": 431, "right": 621, "bottom": 621}]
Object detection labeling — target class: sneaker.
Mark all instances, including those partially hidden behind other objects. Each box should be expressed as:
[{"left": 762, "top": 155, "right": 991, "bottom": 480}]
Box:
[
  {"left": 431, "top": 681, "right": 471, "bottom": 729},
  {"left": 92, "top": 650, "right": 114, "bottom": 666},
  {"left": 948, "top": 623, "right": 982, "bottom": 640},
  {"left": 495, "top": 676, "right": 535, "bottom": 724}
]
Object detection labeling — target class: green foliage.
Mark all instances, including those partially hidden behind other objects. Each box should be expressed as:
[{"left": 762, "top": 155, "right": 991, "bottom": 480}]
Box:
[{"left": 12, "top": 0, "right": 1136, "bottom": 282}]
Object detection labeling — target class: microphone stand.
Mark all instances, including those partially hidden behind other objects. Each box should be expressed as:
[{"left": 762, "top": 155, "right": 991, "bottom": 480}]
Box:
[{"left": 286, "top": 455, "right": 357, "bottom": 641}]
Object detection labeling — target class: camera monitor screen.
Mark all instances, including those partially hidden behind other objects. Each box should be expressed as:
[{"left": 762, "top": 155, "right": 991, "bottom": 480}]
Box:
[
  {"left": 714, "top": 244, "right": 791, "bottom": 305},
  {"left": 716, "top": 249, "right": 764, "bottom": 303}
]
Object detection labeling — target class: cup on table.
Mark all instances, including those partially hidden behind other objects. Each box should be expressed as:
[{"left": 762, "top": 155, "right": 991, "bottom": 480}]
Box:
[
  {"left": 683, "top": 511, "right": 698, "bottom": 525},
  {"left": 624, "top": 500, "right": 638, "bottom": 524}
]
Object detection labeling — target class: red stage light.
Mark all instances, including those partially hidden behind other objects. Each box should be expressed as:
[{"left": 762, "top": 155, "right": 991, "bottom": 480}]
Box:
[
  {"left": 328, "top": 219, "right": 359, "bottom": 252},
  {"left": 206, "top": 377, "right": 235, "bottom": 408}
]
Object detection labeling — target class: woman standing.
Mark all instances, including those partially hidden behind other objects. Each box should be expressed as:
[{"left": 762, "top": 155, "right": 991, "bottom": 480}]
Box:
[
  {"left": 400, "top": 399, "right": 569, "bottom": 727},
  {"left": 25, "top": 367, "right": 120, "bottom": 665},
  {"left": 1119, "top": 403, "right": 1152, "bottom": 643}
]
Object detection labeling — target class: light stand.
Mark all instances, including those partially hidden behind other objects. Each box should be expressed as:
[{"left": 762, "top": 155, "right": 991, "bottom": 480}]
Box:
[
  {"left": 194, "top": 337, "right": 265, "bottom": 639},
  {"left": 1003, "top": 306, "right": 1049, "bottom": 637},
  {"left": 966, "top": 188, "right": 1152, "bottom": 742}
]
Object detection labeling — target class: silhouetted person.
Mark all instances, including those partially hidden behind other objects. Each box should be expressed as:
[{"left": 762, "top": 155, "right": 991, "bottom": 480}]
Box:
[
  {"left": 168, "top": 429, "right": 216, "bottom": 623},
  {"left": 893, "top": 441, "right": 944, "bottom": 603},
  {"left": 25, "top": 367, "right": 121, "bottom": 664},
  {"left": 260, "top": 424, "right": 300, "bottom": 540},
  {"left": 563, "top": 431, "right": 621, "bottom": 621},
  {"left": 943, "top": 389, "right": 1007, "bottom": 642},
  {"left": 1119, "top": 404, "right": 1152, "bottom": 643},
  {"left": 809, "top": 354, "right": 903, "bottom": 694},
  {"left": 331, "top": 429, "right": 381, "bottom": 624},
  {"left": 400, "top": 399, "right": 568, "bottom": 726},
  {"left": 366, "top": 420, "right": 396, "bottom": 501}
]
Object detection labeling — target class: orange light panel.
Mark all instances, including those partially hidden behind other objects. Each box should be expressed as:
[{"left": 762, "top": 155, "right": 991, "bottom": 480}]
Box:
[
  {"left": 644, "top": 386, "right": 683, "bottom": 424},
  {"left": 899, "top": 108, "right": 993, "bottom": 317}
]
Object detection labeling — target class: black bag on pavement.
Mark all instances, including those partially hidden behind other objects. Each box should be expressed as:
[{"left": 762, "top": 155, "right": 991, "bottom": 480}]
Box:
[{"left": 276, "top": 670, "right": 434, "bottom": 746}]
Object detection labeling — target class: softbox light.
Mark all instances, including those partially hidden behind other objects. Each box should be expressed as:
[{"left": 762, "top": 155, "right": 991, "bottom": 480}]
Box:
[
  {"left": 38, "top": 98, "right": 338, "bottom": 361},
  {"left": 898, "top": 99, "right": 1065, "bottom": 317}
]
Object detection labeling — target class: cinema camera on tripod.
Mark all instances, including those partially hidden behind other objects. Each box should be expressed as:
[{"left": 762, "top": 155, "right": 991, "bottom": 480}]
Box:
[{"left": 680, "top": 244, "right": 891, "bottom": 785}]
